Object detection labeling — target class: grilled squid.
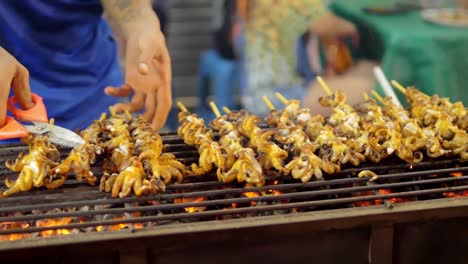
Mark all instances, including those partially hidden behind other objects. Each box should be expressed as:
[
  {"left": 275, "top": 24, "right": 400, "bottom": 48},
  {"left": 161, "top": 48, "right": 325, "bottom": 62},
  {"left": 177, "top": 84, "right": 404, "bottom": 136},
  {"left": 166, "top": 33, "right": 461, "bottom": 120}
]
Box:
[
  {"left": 3, "top": 135, "right": 61, "bottom": 197},
  {"left": 130, "top": 116, "right": 186, "bottom": 186},
  {"left": 177, "top": 109, "right": 234, "bottom": 176},
  {"left": 210, "top": 114, "right": 265, "bottom": 186}
]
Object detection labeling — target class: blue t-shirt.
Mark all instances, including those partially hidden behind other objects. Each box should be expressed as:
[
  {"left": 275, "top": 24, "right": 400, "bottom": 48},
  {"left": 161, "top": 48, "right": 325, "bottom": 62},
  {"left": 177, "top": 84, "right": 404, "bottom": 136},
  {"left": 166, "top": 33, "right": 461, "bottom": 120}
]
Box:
[{"left": 0, "top": 0, "right": 123, "bottom": 131}]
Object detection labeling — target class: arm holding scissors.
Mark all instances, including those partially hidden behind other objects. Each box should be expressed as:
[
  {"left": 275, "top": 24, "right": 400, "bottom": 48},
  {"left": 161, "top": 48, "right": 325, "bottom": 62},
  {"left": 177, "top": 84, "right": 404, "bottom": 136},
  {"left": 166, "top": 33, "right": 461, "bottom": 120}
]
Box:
[{"left": 0, "top": 46, "right": 34, "bottom": 128}]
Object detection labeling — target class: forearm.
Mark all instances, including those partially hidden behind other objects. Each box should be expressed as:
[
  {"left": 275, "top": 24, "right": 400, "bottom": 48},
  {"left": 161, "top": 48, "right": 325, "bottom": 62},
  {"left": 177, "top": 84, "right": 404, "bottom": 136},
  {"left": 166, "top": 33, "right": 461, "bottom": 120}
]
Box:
[{"left": 101, "top": 0, "right": 159, "bottom": 36}]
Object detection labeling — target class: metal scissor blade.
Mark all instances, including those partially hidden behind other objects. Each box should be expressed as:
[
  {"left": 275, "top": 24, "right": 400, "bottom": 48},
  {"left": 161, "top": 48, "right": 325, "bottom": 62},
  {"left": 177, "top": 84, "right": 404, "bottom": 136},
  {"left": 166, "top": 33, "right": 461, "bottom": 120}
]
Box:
[{"left": 26, "top": 122, "right": 85, "bottom": 148}]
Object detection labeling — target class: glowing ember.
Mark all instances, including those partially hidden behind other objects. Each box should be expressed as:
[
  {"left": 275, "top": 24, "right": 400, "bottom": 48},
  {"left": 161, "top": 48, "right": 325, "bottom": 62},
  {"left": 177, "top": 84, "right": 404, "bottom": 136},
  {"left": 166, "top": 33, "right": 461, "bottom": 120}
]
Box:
[
  {"left": 353, "top": 191, "right": 374, "bottom": 207},
  {"left": 242, "top": 191, "right": 260, "bottom": 206},
  {"left": 354, "top": 189, "right": 411, "bottom": 207},
  {"left": 443, "top": 190, "right": 468, "bottom": 198},
  {"left": 174, "top": 197, "right": 207, "bottom": 213},
  {"left": 378, "top": 189, "right": 410, "bottom": 203},
  {"left": 450, "top": 172, "right": 463, "bottom": 177},
  {"left": 0, "top": 221, "right": 30, "bottom": 241},
  {"left": 96, "top": 213, "right": 144, "bottom": 231},
  {"left": 36, "top": 217, "right": 72, "bottom": 237},
  {"left": 262, "top": 180, "right": 283, "bottom": 196}
]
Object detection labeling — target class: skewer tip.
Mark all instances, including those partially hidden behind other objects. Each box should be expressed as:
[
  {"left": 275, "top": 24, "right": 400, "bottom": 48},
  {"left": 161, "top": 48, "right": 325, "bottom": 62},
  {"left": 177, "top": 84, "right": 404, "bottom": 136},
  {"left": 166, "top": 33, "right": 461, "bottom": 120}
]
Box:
[
  {"left": 209, "top": 101, "right": 221, "bottom": 118},
  {"left": 177, "top": 101, "right": 188, "bottom": 112},
  {"left": 109, "top": 106, "right": 116, "bottom": 116},
  {"left": 371, "top": 90, "right": 385, "bottom": 104},
  {"left": 99, "top": 112, "right": 107, "bottom": 121},
  {"left": 124, "top": 110, "right": 132, "bottom": 120},
  {"left": 49, "top": 118, "right": 55, "bottom": 125},
  {"left": 391, "top": 80, "right": 407, "bottom": 94},
  {"left": 222, "top": 106, "right": 232, "bottom": 114},
  {"left": 363, "top": 92, "right": 370, "bottom": 102},
  {"left": 275, "top": 92, "right": 289, "bottom": 105},
  {"left": 262, "top": 96, "right": 276, "bottom": 111},
  {"left": 317, "top": 76, "right": 333, "bottom": 96}
]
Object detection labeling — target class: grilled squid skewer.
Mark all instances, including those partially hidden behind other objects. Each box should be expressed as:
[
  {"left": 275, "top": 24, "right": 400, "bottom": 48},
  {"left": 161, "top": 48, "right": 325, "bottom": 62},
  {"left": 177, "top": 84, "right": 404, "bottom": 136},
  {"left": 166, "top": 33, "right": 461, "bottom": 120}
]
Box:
[
  {"left": 130, "top": 115, "right": 186, "bottom": 188},
  {"left": 209, "top": 103, "right": 265, "bottom": 185},
  {"left": 3, "top": 135, "right": 61, "bottom": 197},
  {"left": 54, "top": 114, "right": 107, "bottom": 186},
  {"left": 98, "top": 110, "right": 159, "bottom": 198},
  {"left": 263, "top": 96, "right": 340, "bottom": 181},
  {"left": 177, "top": 102, "right": 234, "bottom": 176},
  {"left": 392, "top": 82, "right": 468, "bottom": 160}
]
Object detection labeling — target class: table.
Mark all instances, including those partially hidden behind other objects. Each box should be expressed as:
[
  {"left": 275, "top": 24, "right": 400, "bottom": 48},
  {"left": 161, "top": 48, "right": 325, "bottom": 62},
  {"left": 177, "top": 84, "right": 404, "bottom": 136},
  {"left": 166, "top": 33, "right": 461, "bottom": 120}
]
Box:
[{"left": 330, "top": 0, "right": 468, "bottom": 105}]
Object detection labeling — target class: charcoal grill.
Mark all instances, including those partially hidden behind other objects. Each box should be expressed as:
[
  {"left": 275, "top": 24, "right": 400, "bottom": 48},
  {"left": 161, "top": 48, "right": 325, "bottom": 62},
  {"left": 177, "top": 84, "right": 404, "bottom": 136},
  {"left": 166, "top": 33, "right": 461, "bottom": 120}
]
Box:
[{"left": 0, "top": 132, "right": 467, "bottom": 264}]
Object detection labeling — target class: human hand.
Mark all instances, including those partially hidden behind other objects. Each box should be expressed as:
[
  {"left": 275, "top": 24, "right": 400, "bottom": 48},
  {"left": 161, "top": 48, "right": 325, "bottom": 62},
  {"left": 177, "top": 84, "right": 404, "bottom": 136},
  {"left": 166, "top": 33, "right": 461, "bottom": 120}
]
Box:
[
  {"left": 105, "top": 10, "right": 172, "bottom": 131},
  {"left": 0, "top": 47, "right": 34, "bottom": 127},
  {"left": 310, "top": 12, "right": 359, "bottom": 47}
]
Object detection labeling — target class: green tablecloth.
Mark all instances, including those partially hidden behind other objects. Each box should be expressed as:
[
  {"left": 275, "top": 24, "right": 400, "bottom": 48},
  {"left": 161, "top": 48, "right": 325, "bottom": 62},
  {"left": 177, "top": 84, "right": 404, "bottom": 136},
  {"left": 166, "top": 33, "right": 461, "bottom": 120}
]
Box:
[{"left": 330, "top": 0, "right": 468, "bottom": 105}]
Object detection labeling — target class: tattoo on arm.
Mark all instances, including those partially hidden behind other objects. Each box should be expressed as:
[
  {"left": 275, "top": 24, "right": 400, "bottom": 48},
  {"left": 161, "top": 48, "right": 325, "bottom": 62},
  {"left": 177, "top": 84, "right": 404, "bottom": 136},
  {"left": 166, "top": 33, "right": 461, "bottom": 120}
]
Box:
[
  {"left": 113, "top": 0, "right": 131, "bottom": 10},
  {"left": 104, "top": 0, "right": 145, "bottom": 25}
]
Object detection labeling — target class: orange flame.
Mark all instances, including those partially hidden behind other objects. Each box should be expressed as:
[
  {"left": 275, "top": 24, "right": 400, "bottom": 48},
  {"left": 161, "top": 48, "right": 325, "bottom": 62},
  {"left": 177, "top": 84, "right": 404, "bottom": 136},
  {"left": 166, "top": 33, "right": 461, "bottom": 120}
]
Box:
[
  {"left": 35, "top": 217, "right": 73, "bottom": 237},
  {"left": 174, "top": 197, "right": 207, "bottom": 213},
  {"left": 354, "top": 189, "right": 411, "bottom": 207},
  {"left": 263, "top": 180, "right": 283, "bottom": 196},
  {"left": 243, "top": 183, "right": 260, "bottom": 206},
  {"left": 96, "top": 213, "right": 144, "bottom": 232},
  {"left": 443, "top": 190, "right": 468, "bottom": 198},
  {"left": 0, "top": 221, "right": 30, "bottom": 241},
  {"left": 450, "top": 172, "right": 463, "bottom": 177},
  {"left": 242, "top": 191, "right": 260, "bottom": 206}
]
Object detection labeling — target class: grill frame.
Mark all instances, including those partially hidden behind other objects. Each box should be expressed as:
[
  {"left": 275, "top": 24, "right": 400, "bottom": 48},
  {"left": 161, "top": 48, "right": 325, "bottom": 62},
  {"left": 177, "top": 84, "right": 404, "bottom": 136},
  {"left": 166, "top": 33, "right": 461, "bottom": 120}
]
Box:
[{"left": 0, "top": 197, "right": 467, "bottom": 263}]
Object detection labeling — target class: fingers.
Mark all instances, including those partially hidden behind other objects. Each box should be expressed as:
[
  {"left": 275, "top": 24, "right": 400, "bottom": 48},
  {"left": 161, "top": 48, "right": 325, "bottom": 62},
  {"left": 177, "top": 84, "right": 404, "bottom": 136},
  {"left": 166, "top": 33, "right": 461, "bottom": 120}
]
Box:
[
  {"left": 11, "top": 64, "right": 34, "bottom": 110},
  {"left": 0, "top": 79, "right": 9, "bottom": 127},
  {"left": 151, "top": 49, "right": 172, "bottom": 131},
  {"left": 142, "top": 93, "right": 156, "bottom": 122},
  {"left": 0, "top": 59, "right": 32, "bottom": 126},
  {"left": 151, "top": 93, "right": 171, "bottom": 131},
  {"left": 105, "top": 84, "right": 133, "bottom": 98},
  {"left": 112, "top": 92, "right": 146, "bottom": 113}
]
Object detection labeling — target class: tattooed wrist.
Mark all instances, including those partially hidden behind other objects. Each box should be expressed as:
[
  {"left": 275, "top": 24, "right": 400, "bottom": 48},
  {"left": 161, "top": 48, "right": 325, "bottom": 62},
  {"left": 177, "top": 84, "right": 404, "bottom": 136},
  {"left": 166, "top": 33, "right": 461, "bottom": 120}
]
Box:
[
  {"left": 102, "top": 0, "right": 155, "bottom": 34},
  {"left": 113, "top": 0, "right": 142, "bottom": 23}
]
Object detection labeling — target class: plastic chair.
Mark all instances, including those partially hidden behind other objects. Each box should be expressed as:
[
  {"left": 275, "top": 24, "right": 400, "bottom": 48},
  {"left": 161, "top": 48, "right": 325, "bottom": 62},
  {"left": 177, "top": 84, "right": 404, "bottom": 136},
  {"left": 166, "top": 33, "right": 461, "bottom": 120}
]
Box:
[{"left": 197, "top": 49, "right": 239, "bottom": 121}]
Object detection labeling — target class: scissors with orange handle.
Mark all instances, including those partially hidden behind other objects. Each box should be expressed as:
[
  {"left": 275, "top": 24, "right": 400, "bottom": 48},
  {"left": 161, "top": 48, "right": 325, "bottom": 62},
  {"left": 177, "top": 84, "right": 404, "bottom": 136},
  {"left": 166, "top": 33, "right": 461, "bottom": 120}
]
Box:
[{"left": 0, "top": 93, "right": 85, "bottom": 147}]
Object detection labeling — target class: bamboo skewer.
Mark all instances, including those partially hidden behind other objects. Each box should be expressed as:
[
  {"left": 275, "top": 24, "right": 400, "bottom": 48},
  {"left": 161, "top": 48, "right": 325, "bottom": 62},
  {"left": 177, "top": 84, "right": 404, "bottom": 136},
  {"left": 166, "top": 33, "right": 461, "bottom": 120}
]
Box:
[
  {"left": 209, "top": 101, "right": 221, "bottom": 118},
  {"left": 363, "top": 92, "right": 370, "bottom": 102},
  {"left": 262, "top": 96, "right": 276, "bottom": 111},
  {"left": 49, "top": 118, "right": 55, "bottom": 125},
  {"left": 391, "top": 80, "right": 407, "bottom": 94},
  {"left": 275, "top": 92, "right": 289, "bottom": 105},
  {"left": 222, "top": 106, "right": 232, "bottom": 114},
  {"left": 124, "top": 110, "right": 132, "bottom": 120},
  {"left": 109, "top": 107, "right": 116, "bottom": 116},
  {"left": 177, "top": 101, "right": 188, "bottom": 112},
  {"left": 371, "top": 90, "right": 385, "bottom": 104},
  {"left": 99, "top": 113, "right": 107, "bottom": 121},
  {"left": 317, "top": 76, "right": 333, "bottom": 96}
]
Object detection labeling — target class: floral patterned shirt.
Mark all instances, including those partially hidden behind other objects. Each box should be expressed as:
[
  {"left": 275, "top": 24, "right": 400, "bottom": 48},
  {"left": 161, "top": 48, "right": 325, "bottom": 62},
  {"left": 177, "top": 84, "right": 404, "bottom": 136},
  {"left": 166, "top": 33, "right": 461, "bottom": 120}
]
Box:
[{"left": 241, "top": 0, "right": 326, "bottom": 115}]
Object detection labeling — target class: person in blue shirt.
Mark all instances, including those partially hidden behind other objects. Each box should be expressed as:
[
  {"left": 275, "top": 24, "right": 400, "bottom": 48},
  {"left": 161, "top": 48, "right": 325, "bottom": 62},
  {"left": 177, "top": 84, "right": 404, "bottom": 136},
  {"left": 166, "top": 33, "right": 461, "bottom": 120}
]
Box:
[{"left": 0, "top": 0, "right": 172, "bottom": 133}]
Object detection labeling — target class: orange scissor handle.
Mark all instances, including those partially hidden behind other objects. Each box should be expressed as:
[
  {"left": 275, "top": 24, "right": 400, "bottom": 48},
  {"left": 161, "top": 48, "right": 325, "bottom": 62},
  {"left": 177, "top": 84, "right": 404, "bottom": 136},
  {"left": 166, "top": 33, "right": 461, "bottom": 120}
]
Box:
[
  {"left": 0, "top": 116, "right": 30, "bottom": 140},
  {"left": 7, "top": 93, "right": 48, "bottom": 123}
]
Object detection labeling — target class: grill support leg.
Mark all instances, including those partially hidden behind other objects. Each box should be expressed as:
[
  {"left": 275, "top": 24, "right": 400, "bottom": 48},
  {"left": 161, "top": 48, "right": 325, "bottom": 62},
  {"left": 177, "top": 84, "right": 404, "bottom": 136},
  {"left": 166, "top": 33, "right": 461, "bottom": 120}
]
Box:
[{"left": 369, "top": 224, "right": 394, "bottom": 264}]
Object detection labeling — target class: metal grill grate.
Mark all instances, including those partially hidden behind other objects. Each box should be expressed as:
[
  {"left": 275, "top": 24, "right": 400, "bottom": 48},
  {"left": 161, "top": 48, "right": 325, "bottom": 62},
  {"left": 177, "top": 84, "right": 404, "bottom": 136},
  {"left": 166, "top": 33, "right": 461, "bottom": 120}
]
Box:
[{"left": 1, "top": 132, "right": 468, "bottom": 237}]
